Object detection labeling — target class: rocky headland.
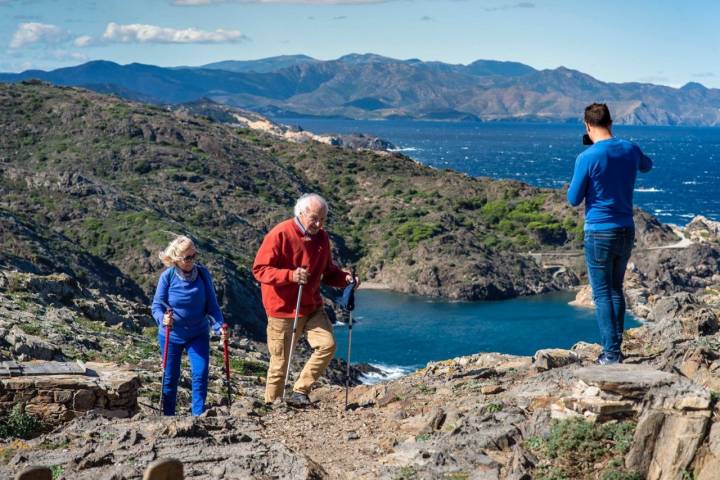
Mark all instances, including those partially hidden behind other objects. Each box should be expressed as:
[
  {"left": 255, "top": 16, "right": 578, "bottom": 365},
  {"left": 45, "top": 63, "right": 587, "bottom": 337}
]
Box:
[{"left": 1, "top": 82, "right": 719, "bottom": 479}]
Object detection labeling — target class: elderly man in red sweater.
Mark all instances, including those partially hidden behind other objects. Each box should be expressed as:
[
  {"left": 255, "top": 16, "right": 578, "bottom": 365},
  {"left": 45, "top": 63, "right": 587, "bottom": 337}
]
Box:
[{"left": 253, "top": 193, "right": 359, "bottom": 406}]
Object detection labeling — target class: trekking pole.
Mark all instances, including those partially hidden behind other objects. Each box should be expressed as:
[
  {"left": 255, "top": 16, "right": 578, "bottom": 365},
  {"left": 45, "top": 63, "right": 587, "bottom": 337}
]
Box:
[
  {"left": 345, "top": 266, "right": 356, "bottom": 411},
  {"left": 159, "top": 317, "right": 171, "bottom": 414},
  {"left": 222, "top": 323, "right": 232, "bottom": 413},
  {"left": 283, "top": 266, "right": 306, "bottom": 399},
  {"left": 157, "top": 300, "right": 179, "bottom": 414}
]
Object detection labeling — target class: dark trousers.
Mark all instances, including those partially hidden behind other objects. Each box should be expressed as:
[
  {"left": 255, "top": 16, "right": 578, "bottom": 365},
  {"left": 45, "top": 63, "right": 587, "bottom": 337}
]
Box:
[
  {"left": 158, "top": 332, "right": 210, "bottom": 416},
  {"left": 583, "top": 227, "right": 635, "bottom": 361}
]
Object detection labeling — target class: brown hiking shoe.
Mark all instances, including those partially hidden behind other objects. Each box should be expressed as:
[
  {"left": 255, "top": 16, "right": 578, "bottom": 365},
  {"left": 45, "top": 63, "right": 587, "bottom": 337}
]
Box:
[{"left": 143, "top": 458, "right": 183, "bottom": 480}]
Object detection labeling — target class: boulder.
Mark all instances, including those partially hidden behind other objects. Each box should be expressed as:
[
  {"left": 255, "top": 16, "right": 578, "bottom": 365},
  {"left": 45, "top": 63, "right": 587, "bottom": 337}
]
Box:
[
  {"left": 568, "top": 284, "right": 593, "bottom": 308},
  {"left": 643, "top": 292, "right": 719, "bottom": 341},
  {"left": 532, "top": 349, "right": 579, "bottom": 371},
  {"left": 692, "top": 422, "right": 720, "bottom": 480},
  {"left": 7, "top": 327, "right": 61, "bottom": 361},
  {"left": 625, "top": 379, "right": 712, "bottom": 480},
  {"left": 685, "top": 215, "right": 720, "bottom": 243}
]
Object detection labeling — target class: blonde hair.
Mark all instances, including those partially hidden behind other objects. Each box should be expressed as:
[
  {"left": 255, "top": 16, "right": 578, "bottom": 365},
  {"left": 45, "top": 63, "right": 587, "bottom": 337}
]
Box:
[{"left": 159, "top": 235, "right": 195, "bottom": 267}]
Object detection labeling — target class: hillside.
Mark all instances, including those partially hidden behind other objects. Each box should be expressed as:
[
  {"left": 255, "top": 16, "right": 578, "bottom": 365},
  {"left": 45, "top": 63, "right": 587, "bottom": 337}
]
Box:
[
  {"left": 0, "top": 82, "right": 596, "bottom": 338},
  {"left": 1, "top": 82, "right": 720, "bottom": 480},
  {"left": 2, "top": 55, "right": 720, "bottom": 125}
]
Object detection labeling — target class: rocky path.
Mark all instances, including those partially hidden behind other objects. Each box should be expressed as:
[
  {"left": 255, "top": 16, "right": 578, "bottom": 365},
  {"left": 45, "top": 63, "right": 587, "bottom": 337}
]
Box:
[{"left": 260, "top": 391, "right": 400, "bottom": 479}]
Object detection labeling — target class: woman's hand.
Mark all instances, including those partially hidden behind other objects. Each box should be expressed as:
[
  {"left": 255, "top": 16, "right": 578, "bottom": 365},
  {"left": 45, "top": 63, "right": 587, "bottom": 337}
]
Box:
[
  {"left": 162, "top": 309, "right": 173, "bottom": 328},
  {"left": 220, "top": 328, "right": 228, "bottom": 344}
]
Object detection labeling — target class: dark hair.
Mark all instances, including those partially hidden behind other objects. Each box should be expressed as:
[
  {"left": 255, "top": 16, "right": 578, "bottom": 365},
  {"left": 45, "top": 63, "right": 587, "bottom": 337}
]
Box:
[{"left": 584, "top": 103, "right": 612, "bottom": 128}]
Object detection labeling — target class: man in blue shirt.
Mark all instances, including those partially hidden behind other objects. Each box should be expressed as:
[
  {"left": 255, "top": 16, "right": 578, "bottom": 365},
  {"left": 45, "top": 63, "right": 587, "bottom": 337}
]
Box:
[{"left": 568, "top": 103, "right": 652, "bottom": 364}]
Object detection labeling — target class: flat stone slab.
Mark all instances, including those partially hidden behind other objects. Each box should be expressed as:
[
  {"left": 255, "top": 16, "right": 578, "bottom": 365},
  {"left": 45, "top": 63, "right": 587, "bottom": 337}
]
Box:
[
  {"left": 0, "top": 361, "right": 86, "bottom": 377},
  {"left": 575, "top": 365, "right": 675, "bottom": 398}
]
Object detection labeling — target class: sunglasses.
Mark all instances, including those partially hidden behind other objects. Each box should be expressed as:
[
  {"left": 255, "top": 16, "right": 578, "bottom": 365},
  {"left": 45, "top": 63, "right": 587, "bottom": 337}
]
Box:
[{"left": 180, "top": 253, "right": 198, "bottom": 262}]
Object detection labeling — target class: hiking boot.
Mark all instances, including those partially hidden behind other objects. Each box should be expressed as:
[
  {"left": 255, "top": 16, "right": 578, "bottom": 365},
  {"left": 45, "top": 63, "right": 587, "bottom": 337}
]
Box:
[
  {"left": 287, "top": 391, "right": 311, "bottom": 407},
  {"left": 596, "top": 353, "right": 620, "bottom": 365}
]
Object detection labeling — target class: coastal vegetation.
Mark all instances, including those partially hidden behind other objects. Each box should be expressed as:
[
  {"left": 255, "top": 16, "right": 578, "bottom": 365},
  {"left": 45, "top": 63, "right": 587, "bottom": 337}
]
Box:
[{"left": 0, "top": 81, "right": 585, "bottom": 338}]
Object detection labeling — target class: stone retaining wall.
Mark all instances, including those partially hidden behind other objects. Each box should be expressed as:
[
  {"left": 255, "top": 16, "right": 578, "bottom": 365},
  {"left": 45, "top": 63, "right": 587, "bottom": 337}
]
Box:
[{"left": 0, "top": 361, "right": 140, "bottom": 425}]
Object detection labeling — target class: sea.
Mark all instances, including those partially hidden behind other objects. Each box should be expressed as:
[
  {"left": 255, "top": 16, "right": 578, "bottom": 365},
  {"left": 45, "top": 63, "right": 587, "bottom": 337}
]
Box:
[
  {"left": 333, "top": 290, "right": 639, "bottom": 383},
  {"left": 276, "top": 118, "right": 720, "bottom": 380},
  {"left": 278, "top": 119, "right": 720, "bottom": 226}
]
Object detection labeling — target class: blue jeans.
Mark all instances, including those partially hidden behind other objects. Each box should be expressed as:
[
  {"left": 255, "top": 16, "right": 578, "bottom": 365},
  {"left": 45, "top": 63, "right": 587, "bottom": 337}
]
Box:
[
  {"left": 583, "top": 227, "right": 635, "bottom": 361},
  {"left": 158, "top": 332, "right": 210, "bottom": 416}
]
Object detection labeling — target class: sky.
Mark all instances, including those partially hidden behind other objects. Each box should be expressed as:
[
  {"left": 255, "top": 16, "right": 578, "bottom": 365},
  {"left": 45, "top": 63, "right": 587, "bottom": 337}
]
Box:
[{"left": 1, "top": 0, "right": 719, "bottom": 88}]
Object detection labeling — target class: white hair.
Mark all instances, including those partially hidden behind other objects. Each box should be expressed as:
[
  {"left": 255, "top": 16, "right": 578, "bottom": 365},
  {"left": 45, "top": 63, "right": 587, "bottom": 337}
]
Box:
[
  {"left": 159, "top": 235, "right": 195, "bottom": 267},
  {"left": 294, "top": 193, "right": 328, "bottom": 217}
]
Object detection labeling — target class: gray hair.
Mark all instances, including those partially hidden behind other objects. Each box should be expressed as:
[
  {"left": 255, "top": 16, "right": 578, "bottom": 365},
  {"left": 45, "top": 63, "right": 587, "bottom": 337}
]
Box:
[{"left": 294, "top": 193, "right": 329, "bottom": 217}]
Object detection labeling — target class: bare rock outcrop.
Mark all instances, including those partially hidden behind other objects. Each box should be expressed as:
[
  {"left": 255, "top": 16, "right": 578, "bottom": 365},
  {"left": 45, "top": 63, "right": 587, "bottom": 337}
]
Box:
[
  {"left": 626, "top": 378, "right": 712, "bottom": 480},
  {"left": 686, "top": 215, "right": 720, "bottom": 243},
  {"left": 1, "top": 414, "right": 326, "bottom": 480}
]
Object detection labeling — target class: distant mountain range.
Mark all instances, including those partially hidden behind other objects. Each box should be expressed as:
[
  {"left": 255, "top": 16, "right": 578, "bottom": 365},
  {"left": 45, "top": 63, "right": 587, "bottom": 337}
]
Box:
[{"left": 2, "top": 53, "right": 720, "bottom": 126}]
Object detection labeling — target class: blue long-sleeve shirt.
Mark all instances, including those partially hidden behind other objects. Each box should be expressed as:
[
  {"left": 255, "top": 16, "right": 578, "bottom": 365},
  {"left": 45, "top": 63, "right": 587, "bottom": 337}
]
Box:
[
  {"left": 151, "top": 264, "right": 224, "bottom": 342},
  {"left": 567, "top": 137, "right": 652, "bottom": 231}
]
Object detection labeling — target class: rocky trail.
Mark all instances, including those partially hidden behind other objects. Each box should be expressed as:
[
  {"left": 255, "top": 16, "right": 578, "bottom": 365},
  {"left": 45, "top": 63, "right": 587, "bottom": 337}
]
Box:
[{"left": 1, "top": 214, "right": 719, "bottom": 479}]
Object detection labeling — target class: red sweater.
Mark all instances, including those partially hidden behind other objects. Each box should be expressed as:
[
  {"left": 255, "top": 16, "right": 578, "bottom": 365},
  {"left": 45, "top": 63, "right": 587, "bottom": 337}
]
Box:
[{"left": 253, "top": 218, "right": 348, "bottom": 318}]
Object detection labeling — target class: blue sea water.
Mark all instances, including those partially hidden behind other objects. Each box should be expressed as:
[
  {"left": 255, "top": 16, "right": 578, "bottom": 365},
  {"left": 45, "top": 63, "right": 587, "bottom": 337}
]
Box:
[
  {"left": 277, "top": 118, "right": 720, "bottom": 225},
  {"left": 334, "top": 290, "right": 639, "bottom": 380},
  {"left": 273, "top": 118, "right": 717, "bottom": 375}
]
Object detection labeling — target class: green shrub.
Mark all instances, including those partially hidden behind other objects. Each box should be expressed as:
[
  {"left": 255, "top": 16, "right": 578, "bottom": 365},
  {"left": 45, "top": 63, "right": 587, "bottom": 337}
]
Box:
[
  {"left": 51, "top": 465, "right": 64, "bottom": 480},
  {"left": 480, "top": 199, "right": 509, "bottom": 224},
  {"left": 482, "top": 234, "right": 499, "bottom": 249},
  {"left": 393, "top": 466, "right": 417, "bottom": 480},
  {"left": 601, "top": 470, "right": 643, "bottom": 480},
  {"left": 456, "top": 197, "right": 486, "bottom": 211},
  {"left": 498, "top": 219, "right": 516, "bottom": 234},
  {"left": 0, "top": 404, "right": 43, "bottom": 439},
  {"left": 231, "top": 358, "right": 267, "bottom": 376},
  {"left": 395, "top": 221, "right": 442, "bottom": 246},
  {"left": 530, "top": 418, "right": 638, "bottom": 480}
]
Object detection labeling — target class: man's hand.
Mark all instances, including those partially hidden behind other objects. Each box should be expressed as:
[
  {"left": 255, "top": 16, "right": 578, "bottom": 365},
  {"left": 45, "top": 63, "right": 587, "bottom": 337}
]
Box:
[
  {"left": 292, "top": 267, "right": 309, "bottom": 284},
  {"left": 346, "top": 273, "right": 361, "bottom": 289},
  {"left": 162, "top": 309, "right": 173, "bottom": 328}
]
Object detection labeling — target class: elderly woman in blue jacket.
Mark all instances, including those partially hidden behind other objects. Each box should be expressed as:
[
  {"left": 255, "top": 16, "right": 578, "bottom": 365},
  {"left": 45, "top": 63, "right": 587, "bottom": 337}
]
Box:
[{"left": 152, "top": 235, "right": 225, "bottom": 416}]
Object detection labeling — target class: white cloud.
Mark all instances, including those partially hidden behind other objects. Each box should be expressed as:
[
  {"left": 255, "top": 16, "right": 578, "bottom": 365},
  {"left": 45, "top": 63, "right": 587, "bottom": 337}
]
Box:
[
  {"left": 97, "top": 22, "right": 248, "bottom": 44},
  {"left": 73, "top": 35, "right": 94, "bottom": 47},
  {"left": 9, "top": 22, "right": 67, "bottom": 49}
]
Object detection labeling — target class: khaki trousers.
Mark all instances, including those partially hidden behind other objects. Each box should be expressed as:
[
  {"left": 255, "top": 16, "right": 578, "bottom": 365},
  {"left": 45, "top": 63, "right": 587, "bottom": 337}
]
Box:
[{"left": 264, "top": 308, "right": 336, "bottom": 403}]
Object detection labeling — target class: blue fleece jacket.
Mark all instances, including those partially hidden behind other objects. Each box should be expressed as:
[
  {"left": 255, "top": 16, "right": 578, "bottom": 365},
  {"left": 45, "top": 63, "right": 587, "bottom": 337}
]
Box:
[
  {"left": 567, "top": 137, "right": 653, "bottom": 231},
  {"left": 151, "top": 264, "right": 224, "bottom": 342}
]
